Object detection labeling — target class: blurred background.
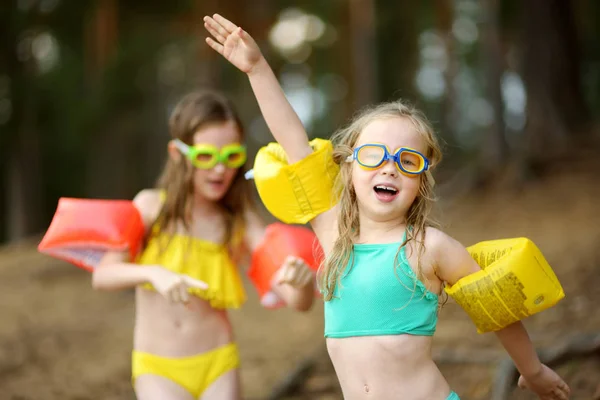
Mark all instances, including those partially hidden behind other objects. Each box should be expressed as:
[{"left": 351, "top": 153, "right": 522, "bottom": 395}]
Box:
[{"left": 0, "top": 0, "right": 599, "bottom": 399}]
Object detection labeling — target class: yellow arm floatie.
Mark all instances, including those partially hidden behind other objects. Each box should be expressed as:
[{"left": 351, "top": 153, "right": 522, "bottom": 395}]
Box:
[
  {"left": 251, "top": 138, "right": 340, "bottom": 224},
  {"left": 444, "top": 238, "right": 565, "bottom": 334}
]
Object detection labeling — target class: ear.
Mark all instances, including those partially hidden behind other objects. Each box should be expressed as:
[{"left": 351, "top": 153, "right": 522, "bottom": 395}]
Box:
[{"left": 167, "top": 140, "right": 183, "bottom": 163}]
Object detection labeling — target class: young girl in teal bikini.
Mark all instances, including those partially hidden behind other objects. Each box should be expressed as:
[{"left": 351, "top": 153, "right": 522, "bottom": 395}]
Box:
[{"left": 203, "top": 14, "right": 571, "bottom": 400}]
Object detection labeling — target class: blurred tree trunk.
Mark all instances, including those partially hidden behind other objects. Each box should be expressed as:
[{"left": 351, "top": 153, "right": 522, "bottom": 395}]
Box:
[
  {"left": 335, "top": 2, "right": 356, "bottom": 121},
  {"left": 6, "top": 56, "right": 43, "bottom": 241},
  {"left": 0, "top": 4, "right": 43, "bottom": 241},
  {"left": 349, "top": 0, "right": 379, "bottom": 108},
  {"left": 521, "top": 0, "right": 589, "bottom": 167},
  {"left": 435, "top": 0, "right": 458, "bottom": 142},
  {"left": 479, "top": 0, "right": 509, "bottom": 179},
  {"left": 376, "top": 0, "right": 419, "bottom": 103},
  {"left": 85, "top": 0, "right": 118, "bottom": 82},
  {"left": 83, "top": 0, "right": 117, "bottom": 198}
]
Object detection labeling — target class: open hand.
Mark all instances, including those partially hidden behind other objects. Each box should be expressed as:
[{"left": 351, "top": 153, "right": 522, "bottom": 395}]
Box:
[
  {"left": 203, "top": 14, "right": 263, "bottom": 74},
  {"left": 518, "top": 364, "right": 570, "bottom": 400},
  {"left": 274, "top": 256, "right": 314, "bottom": 289}
]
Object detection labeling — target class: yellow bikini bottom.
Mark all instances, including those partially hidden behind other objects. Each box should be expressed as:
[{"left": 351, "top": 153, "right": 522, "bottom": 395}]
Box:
[{"left": 132, "top": 343, "right": 240, "bottom": 397}]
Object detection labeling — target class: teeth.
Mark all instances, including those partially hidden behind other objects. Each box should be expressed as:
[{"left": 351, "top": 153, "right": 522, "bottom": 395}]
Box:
[{"left": 375, "top": 185, "right": 397, "bottom": 192}]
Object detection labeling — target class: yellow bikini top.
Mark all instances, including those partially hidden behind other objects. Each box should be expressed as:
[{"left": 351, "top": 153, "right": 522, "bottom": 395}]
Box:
[{"left": 135, "top": 196, "right": 246, "bottom": 309}]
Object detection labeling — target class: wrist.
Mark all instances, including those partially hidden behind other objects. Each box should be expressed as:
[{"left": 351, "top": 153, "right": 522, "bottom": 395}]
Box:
[
  {"left": 519, "top": 360, "right": 543, "bottom": 379},
  {"left": 247, "top": 56, "right": 270, "bottom": 77},
  {"left": 144, "top": 265, "right": 161, "bottom": 284}
]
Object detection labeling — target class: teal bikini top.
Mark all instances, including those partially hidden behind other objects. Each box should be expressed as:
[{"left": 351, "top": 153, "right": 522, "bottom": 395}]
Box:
[{"left": 324, "top": 237, "right": 439, "bottom": 338}]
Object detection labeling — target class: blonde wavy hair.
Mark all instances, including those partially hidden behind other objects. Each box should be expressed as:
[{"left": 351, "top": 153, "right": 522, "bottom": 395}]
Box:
[{"left": 319, "top": 100, "right": 443, "bottom": 301}]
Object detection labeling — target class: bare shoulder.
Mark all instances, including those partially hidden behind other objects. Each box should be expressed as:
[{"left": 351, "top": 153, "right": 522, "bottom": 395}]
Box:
[
  {"left": 423, "top": 226, "right": 482, "bottom": 285},
  {"left": 132, "top": 189, "right": 163, "bottom": 229},
  {"left": 423, "top": 226, "right": 459, "bottom": 255},
  {"left": 243, "top": 207, "right": 267, "bottom": 252}
]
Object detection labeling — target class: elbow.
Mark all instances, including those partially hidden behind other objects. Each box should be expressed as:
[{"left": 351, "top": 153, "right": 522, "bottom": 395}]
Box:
[
  {"left": 91, "top": 268, "right": 110, "bottom": 291},
  {"left": 91, "top": 271, "right": 103, "bottom": 290}
]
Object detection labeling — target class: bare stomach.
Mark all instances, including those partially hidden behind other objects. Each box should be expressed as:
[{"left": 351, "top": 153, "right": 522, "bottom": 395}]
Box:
[
  {"left": 326, "top": 335, "right": 451, "bottom": 400},
  {"left": 133, "top": 287, "right": 233, "bottom": 357}
]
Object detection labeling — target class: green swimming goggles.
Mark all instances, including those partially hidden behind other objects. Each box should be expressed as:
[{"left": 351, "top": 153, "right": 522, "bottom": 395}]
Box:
[{"left": 173, "top": 139, "right": 247, "bottom": 169}]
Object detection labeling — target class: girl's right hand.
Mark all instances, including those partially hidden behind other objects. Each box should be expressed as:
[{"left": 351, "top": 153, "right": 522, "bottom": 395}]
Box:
[
  {"left": 203, "top": 14, "right": 264, "bottom": 74},
  {"left": 148, "top": 266, "right": 208, "bottom": 304}
]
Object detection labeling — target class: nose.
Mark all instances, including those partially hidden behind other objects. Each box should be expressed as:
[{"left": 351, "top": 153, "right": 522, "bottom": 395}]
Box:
[
  {"left": 212, "top": 163, "right": 226, "bottom": 174},
  {"left": 379, "top": 159, "right": 397, "bottom": 177}
]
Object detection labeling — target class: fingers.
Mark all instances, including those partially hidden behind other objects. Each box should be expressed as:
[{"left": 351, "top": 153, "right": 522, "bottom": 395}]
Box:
[
  {"left": 203, "top": 16, "right": 228, "bottom": 43},
  {"left": 205, "top": 37, "right": 224, "bottom": 54},
  {"left": 182, "top": 275, "right": 209, "bottom": 290},
  {"left": 179, "top": 284, "right": 190, "bottom": 304},
  {"left": 276, "top": 256, "right": 296, "bottom": 284},
  {"left": 236, "top": 27, "right": 254, "bottom": 46},
  {"left": 552, "top": 383, "right": 570, "bottom": 400},
  {"left": 559, "top": 381, "right": 570, "bottom": 394},
  {"left": 162, "top": 275, "right": 207, "bottom": 306},
  {"left": 278, "top": 257, "right": 314, "bottom": 287},
  {"left": 169, "top": 281, "right": 182, "bottom": 304},
  {"left": 212, "top": 13, "right": 238, "bottom": 33}
]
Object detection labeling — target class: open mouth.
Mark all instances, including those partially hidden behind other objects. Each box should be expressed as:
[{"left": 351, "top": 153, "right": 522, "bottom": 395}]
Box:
[
  {"left": 373, "top": 185, "right": 399, "bottom": 201},
  {"left": 207, "top": 179, "right": 225, "bottom": 189}
]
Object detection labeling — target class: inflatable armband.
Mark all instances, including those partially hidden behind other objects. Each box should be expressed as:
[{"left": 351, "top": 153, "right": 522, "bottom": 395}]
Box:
[
  {"left": 251, "top": 138, "right": 340, "bottom": 224},
  {"left": 248, "top": 223, "right": 323, "bottom": 308},
  {"left": 445, "top": 237, "right": 565, "bottom": 333},
  {"left": 38, "top": 198, "right": 145, "bottom": 271}
]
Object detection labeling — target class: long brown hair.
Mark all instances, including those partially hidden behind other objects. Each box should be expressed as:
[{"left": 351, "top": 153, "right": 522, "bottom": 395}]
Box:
[
  {"left": 320, "top": 100, "right": 443, "bottom": 301},
  {"left": 153, "top": 89, "right": 253, "bottom": 255}
]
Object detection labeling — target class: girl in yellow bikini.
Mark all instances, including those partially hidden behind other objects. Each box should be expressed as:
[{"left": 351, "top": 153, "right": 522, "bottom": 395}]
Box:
[{"left": 90, "top": 90, "right": 317, "bottom": 399}]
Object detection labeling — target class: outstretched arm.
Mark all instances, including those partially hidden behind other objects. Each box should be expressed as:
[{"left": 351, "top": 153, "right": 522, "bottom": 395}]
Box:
[
  {"left": 204, "top": 14, "right": 312, "bottom": 163},
  {"left": 430, "top": 229, "right": 570, "bottom": 400}
]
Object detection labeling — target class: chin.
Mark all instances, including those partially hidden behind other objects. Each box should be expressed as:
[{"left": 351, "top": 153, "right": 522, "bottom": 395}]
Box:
[
  {"left": 205, "top": 191, "right": 227, "bottom": 202},
  {"left": 360, "top": 199, "right": 406, "bottom": 221},
  {"left": 194, "top": 188, "right": 227, "bottom": 202}
]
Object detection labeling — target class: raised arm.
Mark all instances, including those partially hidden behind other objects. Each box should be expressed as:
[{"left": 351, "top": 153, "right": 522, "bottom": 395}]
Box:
[{"left": 203, "top": 14, "right": 312, "bottom": 163}]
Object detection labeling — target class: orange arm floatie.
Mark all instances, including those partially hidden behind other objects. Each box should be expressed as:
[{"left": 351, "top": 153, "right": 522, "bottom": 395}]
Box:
[
  {"left": 247, "top": 223, "right": 323, "bottom": 309},
  {"left": 38, "top": 198, "right": 145, "bottom": 271}
]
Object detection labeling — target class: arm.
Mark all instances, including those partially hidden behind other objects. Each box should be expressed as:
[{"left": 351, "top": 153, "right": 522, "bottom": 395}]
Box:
[
  {"left": 244, "top": 210, "right": 315, "bottom": 312},
  {"left": 92, "top": 189, "right": 208, "bottom": 303},
  {"left": 204, "top": 14, "right": 338, "bottom": 247},
  {"left": 92, "top": 250, "right": 158, "bottom": 291},
  {"left": 431, "top": 229, "right": 570, "bottom": 399},
  {"left": 92, "top": 189, "right": 163, "bottom": 291},
  {"left": 203, "top": 14, "right": 312, "bottom": 163}
]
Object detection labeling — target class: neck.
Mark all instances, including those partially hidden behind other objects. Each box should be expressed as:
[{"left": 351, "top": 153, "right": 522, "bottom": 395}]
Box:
[
  {"left": 357, "top": 211, "right": 406, "bottom": 244},
  {"left": 190, "top": 193, "right": 223, "bottom": 217}
]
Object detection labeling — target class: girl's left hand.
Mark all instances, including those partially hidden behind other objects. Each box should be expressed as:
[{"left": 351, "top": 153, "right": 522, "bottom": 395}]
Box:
[
  {"left": 518, "top": 364, "right": 570, "bottom": 400},
  {"left": 203, "top": 14, "right": 263, "bottom": 74},
  {"left": 275, "top": 256, "right": 314, "bottom": 289}
]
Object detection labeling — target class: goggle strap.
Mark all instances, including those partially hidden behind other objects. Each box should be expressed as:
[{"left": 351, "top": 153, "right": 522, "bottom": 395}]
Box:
[
  {"left": 425, "top": 171, "right": 436, "bottom": 187},
  {"left": 173, "top": 139, "right": 190, "bottom": 155}
]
